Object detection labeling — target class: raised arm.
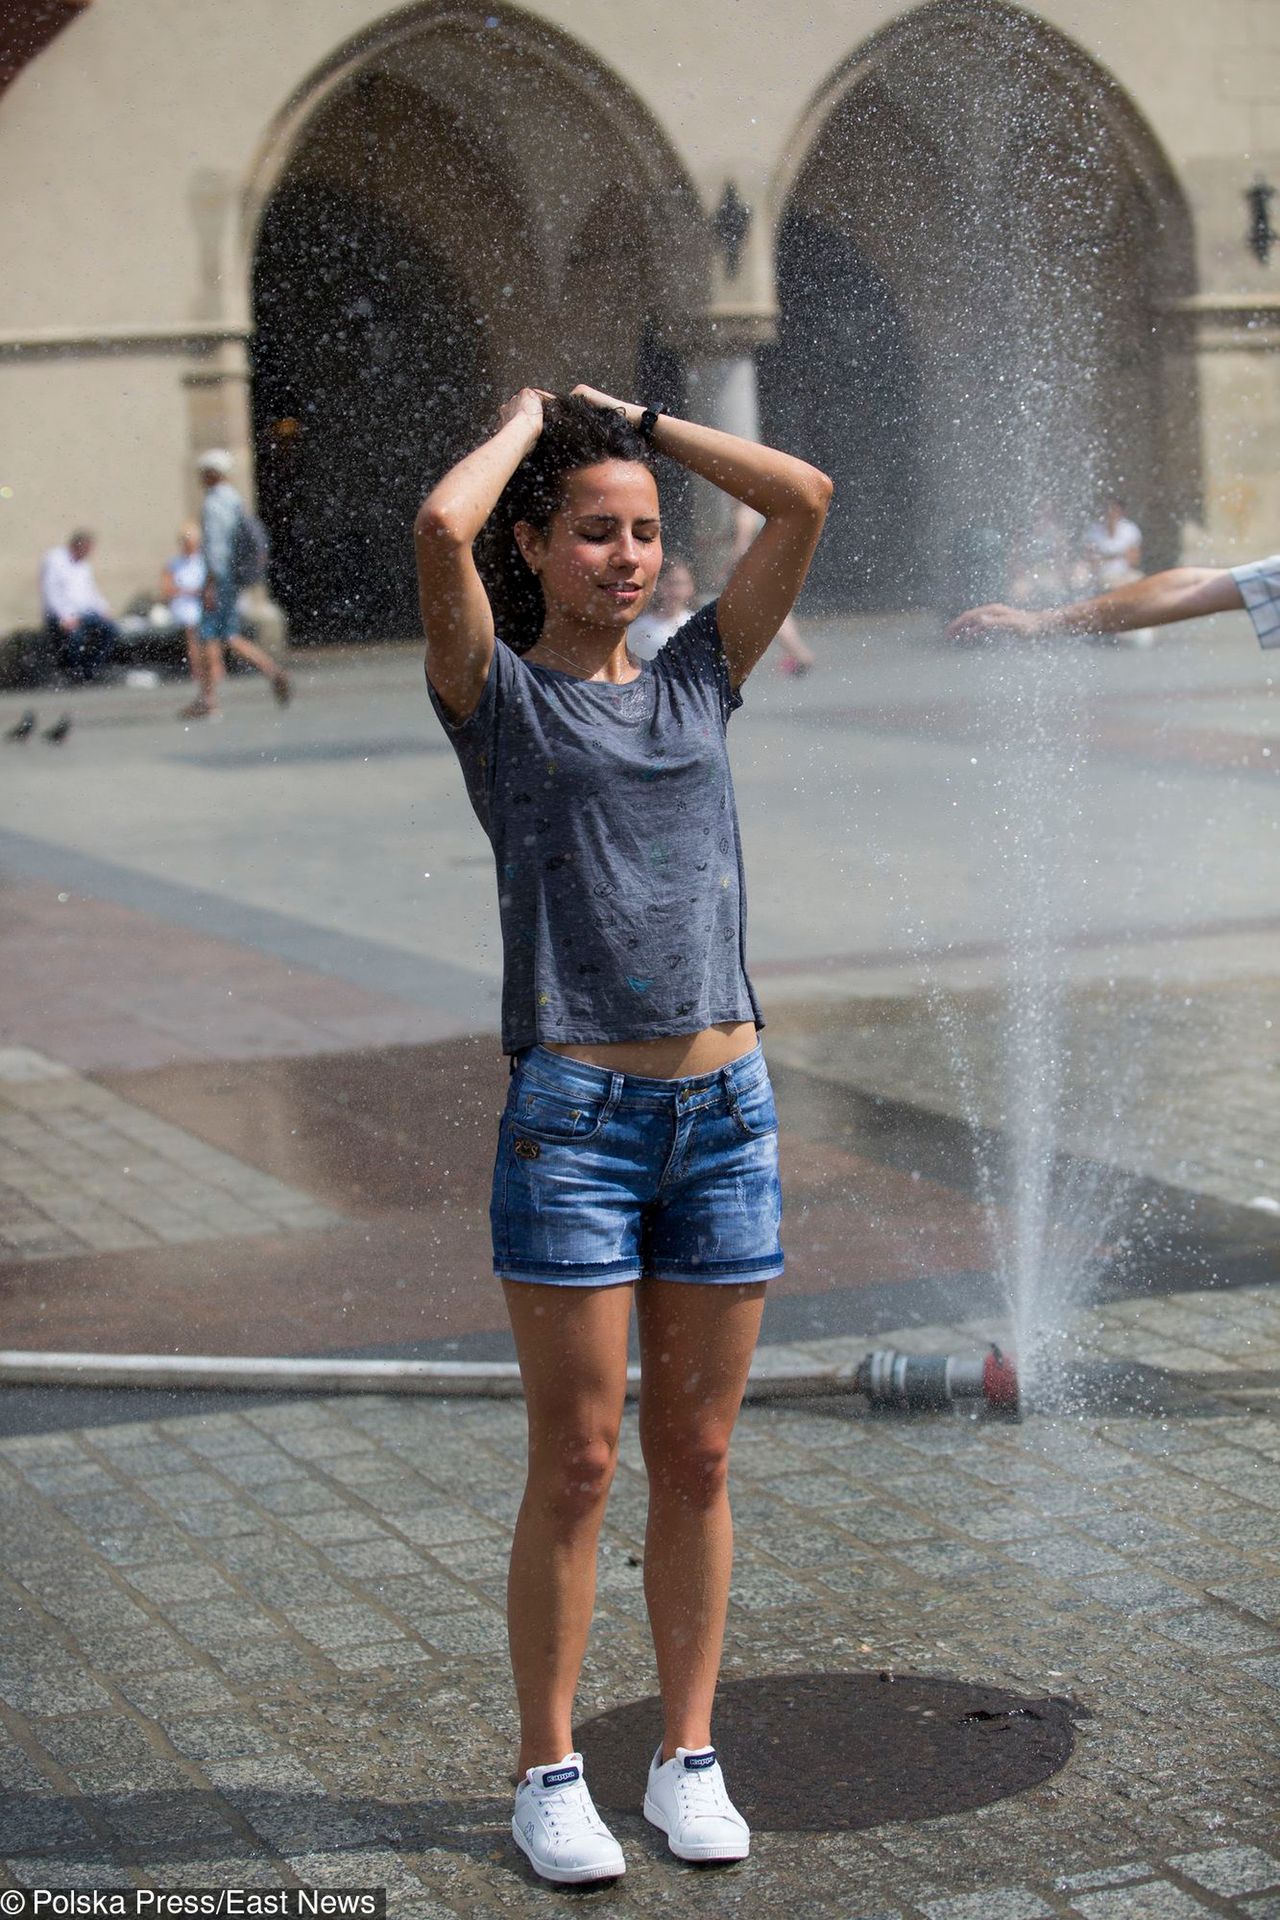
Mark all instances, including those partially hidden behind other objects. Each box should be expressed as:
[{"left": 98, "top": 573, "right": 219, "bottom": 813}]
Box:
[
  {"left": 945, "top": 567, "right": 1244, "bottom": 644},
  {"left": 415, "top": 390, "right": 546, "bottom": 720},
  {"left": 572, "top": 385, "right": 832, "bottom": 686}
]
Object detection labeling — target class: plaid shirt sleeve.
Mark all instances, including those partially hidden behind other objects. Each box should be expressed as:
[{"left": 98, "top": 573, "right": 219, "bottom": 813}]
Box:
[{"left": 1230, "top": 554, "right": 1280, "bottom": 649}]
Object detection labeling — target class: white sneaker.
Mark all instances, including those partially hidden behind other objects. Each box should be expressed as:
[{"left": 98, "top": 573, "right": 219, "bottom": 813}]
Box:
[
  {"left": 512, "top": 1752, "right": 626, "bottom": 1884},
  {"left": 644, "top": 1745, "right": 750, "bottom": 1862}
]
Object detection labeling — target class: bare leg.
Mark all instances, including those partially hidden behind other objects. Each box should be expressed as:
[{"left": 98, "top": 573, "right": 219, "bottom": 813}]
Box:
[
  {"left": 775, "top": 615, "right": 816, "bottom": 671},
  {"left": 503, "top": 1279, "right": 634, "bottom": 1777},
  {"left": 179, "top": 633, "right": 223, "bottom": 715},
  {"left": 636, "top": 1280, "right": 766, "bottom": 1759},
  {"left": 227, "top": 632, "right": 291, "bottom": 701}
]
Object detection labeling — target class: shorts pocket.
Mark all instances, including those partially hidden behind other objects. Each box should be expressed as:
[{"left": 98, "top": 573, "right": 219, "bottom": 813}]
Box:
[
  {"left": 728, "top": 1075, "right": 778, "bottom": 1141},
  {"left": 511, "top": 1080, "right": 608, "bottom": 1143}
]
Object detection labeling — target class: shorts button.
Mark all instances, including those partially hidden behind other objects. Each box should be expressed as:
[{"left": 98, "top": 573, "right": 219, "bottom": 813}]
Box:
[{"left": 678, "top": 1088, "right": 690, "bottom": 1103}]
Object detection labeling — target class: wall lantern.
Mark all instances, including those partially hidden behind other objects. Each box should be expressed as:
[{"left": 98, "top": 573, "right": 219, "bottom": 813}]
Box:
[{"left": 1245, "top": 176, "right": 1276, "bottom": 265}]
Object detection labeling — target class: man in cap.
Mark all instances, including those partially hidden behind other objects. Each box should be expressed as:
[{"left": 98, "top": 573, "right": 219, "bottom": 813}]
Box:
[
  {"left": 39, "top": 528, "right": 119, "bottom": 682},
  {"left": 187, "top": 449, "right": 290, "bottom": 720}
]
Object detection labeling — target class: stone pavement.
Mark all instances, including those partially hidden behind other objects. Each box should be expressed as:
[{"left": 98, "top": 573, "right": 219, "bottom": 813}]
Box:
[
  {"left": 0, "top": 1048, "right": 337, "bottom": 1263},
  {"left": 2, "top": 1282, "right": 1279, "bottom": 1917}
]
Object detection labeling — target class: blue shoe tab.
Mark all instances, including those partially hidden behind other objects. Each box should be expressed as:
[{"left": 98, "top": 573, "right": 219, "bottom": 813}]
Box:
[
  {"left": 682, "top": 1749, "right": 717, "bottom": 1770},
  {"left": 539, "top": 1764, "right": 581, "bottom": 1787}
]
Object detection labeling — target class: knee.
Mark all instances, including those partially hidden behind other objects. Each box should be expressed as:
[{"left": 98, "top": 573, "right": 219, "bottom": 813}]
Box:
[
  {"left": 643, "top": 1428, "right": 732, "bottom": 1510},
  {"left": 529, "top": 1434, "right": 619, "bottom": 1527}
]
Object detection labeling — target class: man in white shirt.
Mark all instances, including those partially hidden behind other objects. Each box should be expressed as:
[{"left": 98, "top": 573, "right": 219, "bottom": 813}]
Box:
[
  {"left": 1081, "top": 498, "right": 1143, "bottom": 590},
  {"left": 39, "top": 528, "right": 119, "bottom": 681},
  {"left": 946, "top": 553, "right": 1280, "bottom": 651}
]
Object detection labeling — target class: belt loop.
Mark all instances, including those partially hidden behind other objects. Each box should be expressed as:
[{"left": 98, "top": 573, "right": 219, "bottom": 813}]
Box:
[{"left": 602, "top": 1070, "right": 624, "bottom": 1123}]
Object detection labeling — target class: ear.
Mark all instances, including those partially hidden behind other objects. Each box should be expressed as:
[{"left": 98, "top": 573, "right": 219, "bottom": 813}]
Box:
[{"left": 513, "top": 520, "right": 544, "bottom": 574}]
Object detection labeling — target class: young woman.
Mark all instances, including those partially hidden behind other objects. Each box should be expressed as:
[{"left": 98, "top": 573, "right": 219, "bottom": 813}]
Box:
[{"left": 416, "top": 385, "right": 830, "bottom": 1885}]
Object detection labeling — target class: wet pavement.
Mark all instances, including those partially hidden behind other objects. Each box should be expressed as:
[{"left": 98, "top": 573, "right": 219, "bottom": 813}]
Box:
[
  {"left": 0, "top": 620, "right": 1277, "bottom": 1911},
  {"left": 1, "top": 1295, "right": 1279, "bottom": 1915}
]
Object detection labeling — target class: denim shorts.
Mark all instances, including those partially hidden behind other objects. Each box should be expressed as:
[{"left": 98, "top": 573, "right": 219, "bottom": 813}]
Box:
[
  {"left": 200, "top": 577, "right": 241, "bottom": 643},
  {"left": 492, "top": 1044, "right": 783, "bottom": 1287}
]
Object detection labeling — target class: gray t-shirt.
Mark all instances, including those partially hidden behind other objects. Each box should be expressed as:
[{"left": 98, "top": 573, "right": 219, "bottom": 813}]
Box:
[{"left": 427, "top": 600, "right": 764, "bottom": 1054}]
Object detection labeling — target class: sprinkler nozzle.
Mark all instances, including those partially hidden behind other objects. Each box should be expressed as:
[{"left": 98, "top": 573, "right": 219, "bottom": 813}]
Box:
[{"left": 854, "top": 1343, "right": 1020, "bottom": 1415}]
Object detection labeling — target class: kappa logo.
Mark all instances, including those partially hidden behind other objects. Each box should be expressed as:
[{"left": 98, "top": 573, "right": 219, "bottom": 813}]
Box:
[
  {"left": 683, "top": 1750, "right": 717, "bottom": 1770},
  {"left": 541, "top": 1765, "right": 579, "bottom": 1787},
  {"left": 514, "top": 1137, "right": 541, "bottom": 1159}
]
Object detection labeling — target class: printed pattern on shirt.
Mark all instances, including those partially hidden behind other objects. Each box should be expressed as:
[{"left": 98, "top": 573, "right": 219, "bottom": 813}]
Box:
[{"left": 1231, "top": 554, "right": 1280, "bottom": 649}]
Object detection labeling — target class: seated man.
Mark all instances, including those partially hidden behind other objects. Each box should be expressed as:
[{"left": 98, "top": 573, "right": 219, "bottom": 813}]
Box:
[
  {"left": 946, "top": 553, "right": 1279, "bottom": 654},
  {"left": 39, "top": 528, "right": 119, "bottom": 682}
]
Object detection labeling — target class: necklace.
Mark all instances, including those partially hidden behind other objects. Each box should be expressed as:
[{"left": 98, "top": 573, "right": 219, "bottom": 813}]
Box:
[{"left": 531, "top": 641, "right": 637, "bottom": 680}]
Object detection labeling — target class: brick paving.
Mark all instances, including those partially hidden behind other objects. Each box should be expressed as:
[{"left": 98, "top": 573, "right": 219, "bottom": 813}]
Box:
[
  {"left": 0, "top": 1048, "right": 338, "bottom": 1262},
  {"left": 0, "top": 1283, "right": 1277, "bottom": 1915}
]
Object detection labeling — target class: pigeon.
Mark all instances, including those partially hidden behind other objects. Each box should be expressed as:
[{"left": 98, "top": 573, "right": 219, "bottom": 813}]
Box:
[
  {"left": 5, "top": 709, "right": 36, "bottom": 741},
  {"left": 43, "top": 714, "right": 72, "bottom": 745}
]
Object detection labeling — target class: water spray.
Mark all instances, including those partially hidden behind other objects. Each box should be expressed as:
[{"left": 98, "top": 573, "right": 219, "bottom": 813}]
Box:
[{"left": 854, "top": 1344, "right": 1020, "bottom": 1416}]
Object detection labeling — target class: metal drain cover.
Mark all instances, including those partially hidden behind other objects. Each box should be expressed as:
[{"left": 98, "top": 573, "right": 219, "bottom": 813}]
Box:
[{"left": 578, "top": 1671, "right": 1081, "bottom": 1832}]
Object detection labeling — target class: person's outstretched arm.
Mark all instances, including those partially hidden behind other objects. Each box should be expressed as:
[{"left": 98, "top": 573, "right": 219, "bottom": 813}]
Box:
[
  {"left": 415, "top": 389, "right": 547, "bottom": 720},
  {"left": 573, "top": 384, "right": 832, "bottom": 686},
  {"left": 946, "top": 567, "right": 1244, "bottom": 643}
]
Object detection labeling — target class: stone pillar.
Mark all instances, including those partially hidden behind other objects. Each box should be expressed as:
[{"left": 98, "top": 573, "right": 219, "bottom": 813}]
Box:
[
  {"left": 1167, "top": 296, "right": 1280, "bottom": 564},
  {"left": 684, "top": 342, "right": 763, "bottom": 588}
]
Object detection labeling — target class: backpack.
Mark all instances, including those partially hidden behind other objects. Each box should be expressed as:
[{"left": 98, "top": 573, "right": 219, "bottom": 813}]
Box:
[{"left": 230, "top": 508, "right": 270, "bottom": 589}]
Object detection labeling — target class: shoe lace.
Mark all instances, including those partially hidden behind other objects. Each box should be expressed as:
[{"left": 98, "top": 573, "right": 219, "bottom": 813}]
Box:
[
  {"left": 675, "top": 1762, "right": 731, "bottom": 1818},
  {"left": 538, "top": 1777, "right": 600, "bottom": 1837}
]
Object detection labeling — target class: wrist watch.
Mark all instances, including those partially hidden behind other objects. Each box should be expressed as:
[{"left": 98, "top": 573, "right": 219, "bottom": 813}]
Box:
[{"left": 637, "top": 405, "right": 665, "bottom": 441}]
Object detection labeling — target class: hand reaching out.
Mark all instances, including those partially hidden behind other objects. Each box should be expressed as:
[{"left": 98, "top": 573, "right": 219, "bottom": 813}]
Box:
[{"left": 945, "top": 604, "right": 1040, "bottom": 642}]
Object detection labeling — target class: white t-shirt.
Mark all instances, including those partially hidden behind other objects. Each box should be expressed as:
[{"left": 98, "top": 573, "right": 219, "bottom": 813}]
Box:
[
  {"left": 627, "top": 611, "right": 691, "bottom": 661},
  {"left": 40, "top": 546, "right": 109, "bottom": 623},
  {"left": 1084, "top": 517, "right": 1142, "bottom": 588},
  {"left": 1231, "top": 553, "right": 1280, "bottom": 648},
  {"left": 166, "top": 550, "right": 207, "bottom": 627}
]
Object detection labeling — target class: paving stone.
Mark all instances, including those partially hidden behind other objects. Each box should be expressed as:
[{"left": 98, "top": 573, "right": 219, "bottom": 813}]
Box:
[
  {"left": 1169, "top": 1845, "right": 1280, "bottom": 1896},
  {"left": 920, "top": 1892, "right": 1054, "bottom": 1918},
  {"left": 1067, "top": 1885, "right": 1218, "bottom": 1918},
  {"left": 1057, "top": 1864, "right": 1158, "bottom": 1891},
  {"left": 1146, "top": 1608, "right": 1279, "bottom": 1654}
]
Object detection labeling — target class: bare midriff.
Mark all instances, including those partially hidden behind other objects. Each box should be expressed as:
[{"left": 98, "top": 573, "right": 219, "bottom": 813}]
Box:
[{"left": 544, "top": 1020, "right": 758, "bottom": 1080}]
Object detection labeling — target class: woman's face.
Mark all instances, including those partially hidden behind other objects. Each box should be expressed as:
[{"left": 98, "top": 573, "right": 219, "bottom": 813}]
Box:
[{"left": 518, "top": 460, "right": 662, "bottom": 631}]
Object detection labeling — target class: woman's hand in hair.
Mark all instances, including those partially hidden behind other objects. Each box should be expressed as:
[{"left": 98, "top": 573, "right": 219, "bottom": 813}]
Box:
[
  {"left": 570, "top": 384, "right": 637, "bottom": 422},
  {"left": 498, "top": 388, "right": 552, "bottom": 434}
]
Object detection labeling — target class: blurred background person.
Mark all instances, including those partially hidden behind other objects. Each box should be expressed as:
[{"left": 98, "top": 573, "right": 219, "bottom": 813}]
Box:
[
  {"left": 627, "top": 554, "right": 698, "bottom": 661},
  {"left": 196, "top": 449, "right": 291, "bottom": 714},
  {"left": 1081, "top": 496, "right": 1143, "bottom": 589},
  {"left": 39, "top": 528, "right": 118, "bottom": 683},
  {"left": 1006, "top": 501, "right": 1070, "bottom": 610},
  {"left": 732, "top": 504, "right": 816, "bottom": 674},
  {"left": 1079, "top": 495, "right": 1154, "bottom": 645},
  {"left": 161, "top": 523, "right": 215, "bottom": 720}
]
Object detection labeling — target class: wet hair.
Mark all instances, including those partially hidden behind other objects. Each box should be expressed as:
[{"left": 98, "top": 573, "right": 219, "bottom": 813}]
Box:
[
  {"left": 477, "top": 394, "right": 656, "bottom": 653},
  {"left": 68, "top": 528, "right": 94, "bottom": 548}
]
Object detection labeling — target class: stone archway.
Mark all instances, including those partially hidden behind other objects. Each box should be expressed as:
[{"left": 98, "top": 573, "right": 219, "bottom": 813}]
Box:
[
  {"left": 765, "top": 0, "right": 1199, "bottom": 611},
  {"left": 245, "top": 2, "right": 706, "bottom": 640}
]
